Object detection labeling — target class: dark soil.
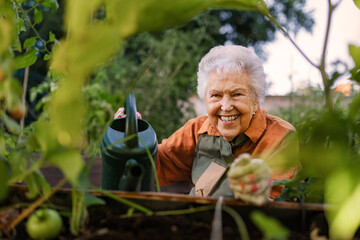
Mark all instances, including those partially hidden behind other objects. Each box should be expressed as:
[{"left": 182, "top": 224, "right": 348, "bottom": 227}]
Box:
[
  {"left": 1, "top": 160, "right": 317, "bottom": 239},
  {"left": 3, "top": 186, "right": 314, "bottom": 240},
  {"left": 9, "top": 213, "right": 311, "bottom": 240}
]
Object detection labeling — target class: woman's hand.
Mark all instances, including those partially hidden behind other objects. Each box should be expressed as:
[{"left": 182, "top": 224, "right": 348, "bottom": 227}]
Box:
[
  {"left": 227, "top": 153, "right": 272, "bottom": 206},
  {"left": 114, "top": 107, "right": 142, "bottom": 119}
]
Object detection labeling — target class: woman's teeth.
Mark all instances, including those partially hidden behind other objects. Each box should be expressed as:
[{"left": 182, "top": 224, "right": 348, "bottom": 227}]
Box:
[{"left": 220, "top": 115, "right": 239, "bottom": 122}]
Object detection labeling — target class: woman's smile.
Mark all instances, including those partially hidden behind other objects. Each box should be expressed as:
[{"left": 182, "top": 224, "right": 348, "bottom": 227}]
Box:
[{"left": 218, "top": 114, "right": 240, "bottom": 124}]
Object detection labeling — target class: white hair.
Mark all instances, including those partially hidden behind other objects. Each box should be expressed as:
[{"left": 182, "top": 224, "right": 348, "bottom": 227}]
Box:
[{"left": 197, "top": 45, "right": 267, "bottom": 105}]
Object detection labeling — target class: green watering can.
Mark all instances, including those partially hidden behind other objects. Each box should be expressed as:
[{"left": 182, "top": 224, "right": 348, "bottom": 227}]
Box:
[{"left": 100, "top": 93, "right": 157, "bottom": 191}]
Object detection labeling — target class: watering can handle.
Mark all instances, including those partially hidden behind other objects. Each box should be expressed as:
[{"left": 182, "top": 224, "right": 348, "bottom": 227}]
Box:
[{"left": 125, "top": 93, "right": 138, "bottom": 148}]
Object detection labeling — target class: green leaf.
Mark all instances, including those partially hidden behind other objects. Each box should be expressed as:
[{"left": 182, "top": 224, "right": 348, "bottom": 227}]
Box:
[
  {"left": 34, "top": 8, "right": 43, "bottom": 24},
  {"left": 24, "top": 169, "right": 51, "bottom": 199},
  {"left": 52, "top": 25, "right": 121, "bottom": 74},
  {"left": 8, "top": 152, "right": 26, "bottom": 178},
  {"left": 47, "top": 149, "right": 84, "bottom": 186},
  {"left": 0, "top": 77, "right": 23, "bottom": 109},
  {"left": 0, "top": 1, "right": 16, "bottom": 52},
  {"left": 354, "top": 70, "right": 360, "bottom": 82},
  {"left": 71, "top": 188, "right": 86, "bottom": 235},
  {"left": 349, "top": 44, "right": 360, "bottom": 67},
  {"left": 354, "top": 0, "right": 360, "bottom": 9},
  {"left": 23, "top": 37, "right": 37, "bottom": 49},
  {"left": 48, "top": 31, "right": 55, "bottom": 43},
  {"left": 209, "top": 0, "right": 268, "bottom": 13},
  {"left": 251, "top": 211, "right": 290, "bottom": 240},
  {"left": 16, "top": 17, "right": 26, "bottom": 33},
  {"left": 40, "top": 0, "right": 59, "bottom": 11},
  {"left": 44, "top": 53, "right": 51, "bottom": 61},
  {"left": 325, "top": 170, "right": 360, "bottom": 239},
  {"left": 84, "top": 193, "right": 106, "bottom": 207},
  {"left": 0, "top": 136, "right": 9, "bottom": 156},
  {"left": 31, "top": 120, "right": 60, "bottom": 157},
  {"left": 0, "top": 113, "right": 21, "bottom": 135},
  {"left": 349, "top": 44, "right": 360, "bottom": 83},
  {"left": 13, "top": 37, "right": 23, "bottom": 52},
  {"left": 274, "top": 186, "right": 300, "bottom": 202},
  {"left": 0, "top": 157, "right": 11, "bottom": 202},
  {"left": 49, "top": 83, "right": 87, "bottom": 147},
  {"left": 349, "top": 93, "right": 360, "bottom": 125},
  {"left": 105, "top": 0, "right": 268, "bottom": 37},
  {"left": 14, "top": 48, "right": 37, "bottom": 69},
  {"left": 272, "top": 179, "right": 291, "bottom": 187}
]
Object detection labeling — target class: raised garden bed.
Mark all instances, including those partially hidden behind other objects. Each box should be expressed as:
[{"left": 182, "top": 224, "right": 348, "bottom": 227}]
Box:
[{"left": 2, "top": 184, "right": 329, "bottom": 240}]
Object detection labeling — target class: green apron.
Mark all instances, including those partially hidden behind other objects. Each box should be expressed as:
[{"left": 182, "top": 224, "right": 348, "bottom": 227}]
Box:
[{"left": 189, "top": 133, "right": 248, "bottom": 198}]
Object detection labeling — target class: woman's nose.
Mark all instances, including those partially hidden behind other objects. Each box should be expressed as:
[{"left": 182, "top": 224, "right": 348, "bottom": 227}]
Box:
[{"left": 220, "top": 97, "right": 233, "bottom": 111}]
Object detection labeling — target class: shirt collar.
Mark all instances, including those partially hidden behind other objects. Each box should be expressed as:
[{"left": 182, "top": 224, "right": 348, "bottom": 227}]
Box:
[
  {"left": 244, "top": 108, "right": 267, "bottom": 143},
  {"left": 197, "top": 108, "right": 267, "bottom": 143},
  {"left": 197, "top": 118, "right": 221, "bottom": 136}
]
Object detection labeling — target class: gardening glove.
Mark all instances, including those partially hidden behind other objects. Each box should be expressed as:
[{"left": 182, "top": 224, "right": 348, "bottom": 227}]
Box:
[
  {"left": 114, "top": 107, "right": 142, "bottom": 119},
  {"left": 227, "top": 153, "right": 273, "bottom": 206}
]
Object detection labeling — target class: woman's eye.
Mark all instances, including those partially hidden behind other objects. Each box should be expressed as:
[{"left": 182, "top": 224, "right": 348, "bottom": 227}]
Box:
[
  {"left": 233, "top": 93, "right": 242, "bottom": 97},
  {"left": 211, "top": 94, "right": 221, "bottom": 98}
]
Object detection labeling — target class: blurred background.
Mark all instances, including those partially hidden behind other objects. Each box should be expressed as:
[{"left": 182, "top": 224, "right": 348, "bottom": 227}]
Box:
[{"left": 16, "top": 0, "right": 359, "bottom": 149}]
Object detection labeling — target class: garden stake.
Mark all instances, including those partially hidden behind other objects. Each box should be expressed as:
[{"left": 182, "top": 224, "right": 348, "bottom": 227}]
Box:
[
  {"left": 222, "top": 205, "right": 250, "bottom": 240},
  {"left": 210, "top": 196, "right": 224, "bottom": 240},
  {"left": 300, "top": 199, "right": 306, "bottom": 233}
]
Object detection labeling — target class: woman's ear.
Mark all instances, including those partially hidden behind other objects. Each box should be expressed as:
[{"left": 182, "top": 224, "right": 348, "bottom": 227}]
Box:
[{"left": 253, "top": 100, "right": 259, "bottom": 113}]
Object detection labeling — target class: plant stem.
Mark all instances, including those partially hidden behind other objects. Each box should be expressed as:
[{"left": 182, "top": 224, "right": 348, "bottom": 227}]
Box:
[
  {"left": 8, "top": 178, "right": 67, "bottom": 231},
  {"left": 263, "top": 1, "right": 340, "bottom": 112},
  {"left": 15, "top": 2, "right": 50, "bottom": 54},
  {"left": 153, "top": 205, "right": 215, "bottom": 216},
  {"left": 263, "top": 12, "right": 318, "bottom": 69},
  {"left": 319, "top": 0, "right": 340, "bottom": 111},
  {"left": 7, "top": 158, "right": 44, "bottom": 185},
  {"left": 118, "top": 203, "right": 250, "bottom": 240},
  {"left": 138, "top": 136, "right": 161, "bottom": 192},
  {"left": 92, "top": 187, "right": 154, "bottom": 214},
  {"left": 117, "top": 205, "right": 216, "bottom": 219},
  {"left": 18, "top": 66, "right": 29, "bottom": 142}
]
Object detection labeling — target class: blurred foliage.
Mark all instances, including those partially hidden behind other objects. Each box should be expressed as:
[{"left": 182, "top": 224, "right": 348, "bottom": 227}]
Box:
[
  {"left": 0, "top": 0, "right": 281, "bottom": 236},
  {"left": 85, "top": 0, "right": 313, "bottom": 143},
  {"left": 271, "top": 83, "right": 360, "bottom": 238},
  {"left": 27, "top": 0, "right": 315, "bottom": 148},
  {"left": 266, "top": 5, "right": 360, "bottom": 236},
  {"left": 89, "top": 29, "right": 207, "bottom": 142},
  {"left": 0, "top": 0, "right": 60, "bottom": 204},
  {"left": 1, "top": 0, "right": 359, "bottom": 238},
  {"left": 251, "top": 211, "right": 290, "bottom": 240}
]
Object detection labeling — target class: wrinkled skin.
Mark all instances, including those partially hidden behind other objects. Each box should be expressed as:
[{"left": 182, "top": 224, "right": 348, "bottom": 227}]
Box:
[{"left": 205, "top": 70, "right": 259, "bottom": 141}]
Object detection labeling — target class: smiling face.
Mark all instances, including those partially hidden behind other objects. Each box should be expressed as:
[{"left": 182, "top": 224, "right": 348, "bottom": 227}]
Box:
[{"left": 205, "top": 70, "right": 259, "bottom": 141}]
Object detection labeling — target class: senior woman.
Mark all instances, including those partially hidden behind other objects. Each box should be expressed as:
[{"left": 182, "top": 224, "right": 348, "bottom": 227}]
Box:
[{"left": 115, "top": 45, "right": 299, "bottom": 205}]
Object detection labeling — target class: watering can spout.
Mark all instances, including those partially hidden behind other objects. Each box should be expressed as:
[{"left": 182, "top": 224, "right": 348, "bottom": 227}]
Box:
[
  {"left": 118, "top": 159, "right": 144, "bottom": 191},
  {"left": 100, "top": 92, "right": 158, "bottom": 192}
]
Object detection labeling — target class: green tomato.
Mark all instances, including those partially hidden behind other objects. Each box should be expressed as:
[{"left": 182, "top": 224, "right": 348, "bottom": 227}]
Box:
[{"left": 26, "top": 208, "right": 63, "bottom": 240}]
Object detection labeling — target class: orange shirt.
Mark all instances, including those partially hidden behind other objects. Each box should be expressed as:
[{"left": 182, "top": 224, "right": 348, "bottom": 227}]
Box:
[{"left": 156, "top": 108, "right": 299, "bottom": 199}]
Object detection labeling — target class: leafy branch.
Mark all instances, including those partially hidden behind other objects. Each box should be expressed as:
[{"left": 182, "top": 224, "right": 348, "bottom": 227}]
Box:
[
  {"left": 14, "top": 1, "right": 52, "bottom": 54},
  {"left": 264, "top": 0, "right": 344, "bottom": 111}
]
